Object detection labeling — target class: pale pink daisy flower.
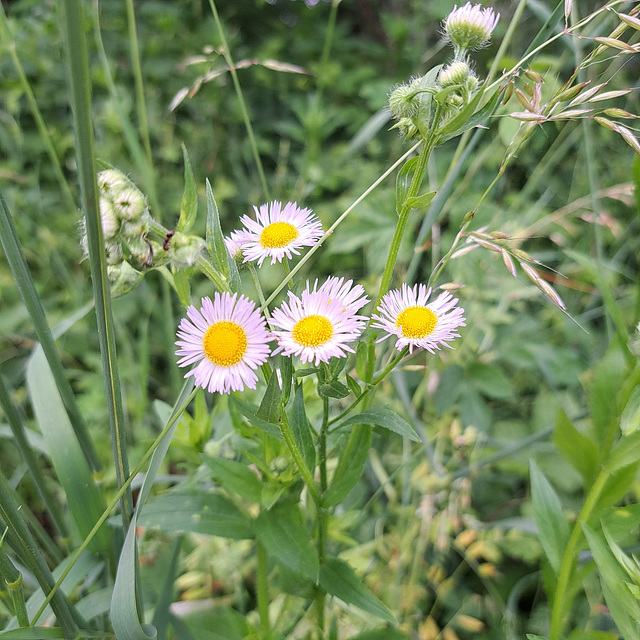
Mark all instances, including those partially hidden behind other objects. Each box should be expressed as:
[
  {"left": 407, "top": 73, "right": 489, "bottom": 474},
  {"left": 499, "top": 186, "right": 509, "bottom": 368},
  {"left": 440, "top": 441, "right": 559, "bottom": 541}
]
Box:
[
  {"left": 239, "top": 201, "right": 323, "bottom": 266},
  {"left": 372, "top": 284, "right": 465, "bottom": 354},
  {"left": 224, "top": 229, "right": 251, "bottom": 260},
  {"left": 175, "top": 293, "right": 271, "bottom": 394},
  {"left": 270, "top": 279, "right": 368, "bottom": 366}
]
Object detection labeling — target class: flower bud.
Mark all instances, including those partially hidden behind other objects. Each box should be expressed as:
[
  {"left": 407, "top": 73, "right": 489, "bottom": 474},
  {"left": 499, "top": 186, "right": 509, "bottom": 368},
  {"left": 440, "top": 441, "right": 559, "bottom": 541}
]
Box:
[
  {"left": 388, "top": 83, "right": 419, "bottom": 118},
  {"left": 99, "top": 199, "right": 119, "bottom": 239},
  {"left": 443, "top": 3, "right": 499, "bottom": 55},
  {"left": 224, "top": 229, "right": 251, "bottom": 260},
  {"left": 438, "top": 60, "right": 472, "bottom": 87},
  {"left": 108, "top": 261, "right": 143, "bottom": 296},
  {"left": 97, "top": 169, "right": 127, "bottom": 196},
  {"left": 114, "top": 187, "right": 147, "bottom": 221},
  {"left": 169, "top": 232, "right": 205, "bottom": 268}
]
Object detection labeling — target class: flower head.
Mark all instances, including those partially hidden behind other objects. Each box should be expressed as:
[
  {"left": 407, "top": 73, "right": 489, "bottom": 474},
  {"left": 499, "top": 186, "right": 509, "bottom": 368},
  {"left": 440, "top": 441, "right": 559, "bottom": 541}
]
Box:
[
  {"left": 239, "top": 201, "right": 323, "bottom": 266},
  {"left": 224, "top": 229, "right": 252, "bottom": 260},
  {"left": 444, "top": 3, "right": 499, "bottom": 55},
  {"left": 270, "top": 278, "right": 369, "bottom": 365},
  {"left": 372, "top": 284, "right": 465, "bottom": 354},
  {"left": 175, "top": 293, "right": 271, "bottom": 394}
]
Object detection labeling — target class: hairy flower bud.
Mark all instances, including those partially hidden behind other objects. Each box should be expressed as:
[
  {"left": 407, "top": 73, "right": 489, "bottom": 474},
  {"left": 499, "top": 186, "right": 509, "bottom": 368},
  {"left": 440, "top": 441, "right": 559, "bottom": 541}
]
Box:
[
  {"left": 99, "top": 199, "right": 119, "bottom": 239},
  {"left": 97, "top": 169, "right": 127, "bottom": 196},
  {"left": 388, "top": 83, "right": 419, "bottom": 118},
  {"left": 108, "top": 261, "right": 143, "bottom": 296},
  {"left": 443, "top": 3, "right": 499, "bottom": 55},
  {"left": 438, "top": 61, "right": 472, "bottom": 87},
  {"left": 114, "top": 187, "right": 147, "bottom": 221}
]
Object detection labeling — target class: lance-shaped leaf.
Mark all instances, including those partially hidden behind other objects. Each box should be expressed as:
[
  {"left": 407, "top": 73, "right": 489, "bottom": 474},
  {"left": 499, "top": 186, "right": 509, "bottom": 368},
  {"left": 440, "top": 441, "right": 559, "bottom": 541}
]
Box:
[{"left": 177, "top": 145, "right": 197, "bottom": 233}]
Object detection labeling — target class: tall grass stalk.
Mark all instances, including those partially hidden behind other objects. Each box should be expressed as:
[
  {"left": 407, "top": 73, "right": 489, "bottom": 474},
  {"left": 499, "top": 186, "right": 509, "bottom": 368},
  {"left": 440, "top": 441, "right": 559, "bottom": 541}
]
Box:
[
  {"left": 60, "top": 0, "right": 133, "bottom": 527},
  {"left": 208, "top": 0, "right": 271, "bottom": 201},
  {"left": 0, "top": 546, "right": 29, "bottom": 627},
  {"left": 0, "top": 190, "right": 102, "bottom": 473}
]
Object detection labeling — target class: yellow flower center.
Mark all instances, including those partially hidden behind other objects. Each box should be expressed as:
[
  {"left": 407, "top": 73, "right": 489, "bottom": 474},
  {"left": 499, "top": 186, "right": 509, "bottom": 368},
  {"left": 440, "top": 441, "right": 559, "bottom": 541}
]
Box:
[
  {"left": 395, "top": 306, "right": 438, "bottom": 339},
  {"left": 259, "top": 222, "right": 299, "bottom": 249},
  {"left": 292, "top": 315, "right": 334, "bottom": 347},
  {"left": 202, "top": 321, "right": 248, "bottom": 367}
]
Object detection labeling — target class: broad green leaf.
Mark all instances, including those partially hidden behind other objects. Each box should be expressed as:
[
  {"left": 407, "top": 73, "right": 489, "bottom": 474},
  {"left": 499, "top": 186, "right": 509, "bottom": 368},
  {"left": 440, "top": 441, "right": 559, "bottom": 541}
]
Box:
[
  {"left": 530, "top": 460, "right": 569, "bottom": 574},
  {"left": 280, "top": 356, "right": 293, "bottom": 406},
  {"left": 437, "top": 84, "right": 486, "bottom": 136},
  {"left": 254, "top": 503, "right": 318, "bottom": 581},
  {"left": 348, "top": 631, "right": 407, "bottom": 640},
  {"left": 152, "top": 537, "right": 182, "bottom": 640},
  {"left": 0, "top": 630, "right": 105, "bottom": 639},
  {"left": 319, "top": 557, "right": 395, "bottom": 623},
  {"left": 230, "top": 396, "right": 284, "bottom": 441},
  {"left": 256, "top": 370, "right": 282, "bottom": 424},
  {"left": 607, "top": 430, "right": 640, "bottom": 472},
  {"left": 345, "top": 374, "right": 362, "bottom": 397},
  {"left": 183, "top": 608, "right": 249, "bottom": 640},
  {"left": 596, "top": 462, "right": 638, "bottom": 512},
  {"left": 289, "top": 384, "right": 315, "bottom": 472},
  {"left": 177, "top": 144, "right": 197, "bottom": 233},
  {"left": 318, "top": 380, "right": 350, "bottom": 399},
  {"left": 26, "top": 348, "right": 109, "bottom": 553},
  {"left": 138, "top": 490, "right": 253, "bottom": 539},
  {"left": 438, "top": 87, "right": 502, "bottom": 143},
  {"left": 600, "top": 504, "right": 640, "bottom": 542},
  {"left": 468, "top": 363, "right": 513, "bottom": 399},
  {"left": 621, "top": 385, "right": 640, "bottom": 435},
  {"left": 395, "top": 157, "right": 418, "bottom": 213},
  {"left": 404, "top": 190, "right": 436, "bottom": 210},
  {"left": 553, "top": 409, "right": 598, "bottom": 482},
  {"left": 205, "top": 179, "right": 229, "bottom": 278},
  {"left": 337, "top": 407, "right": 420, "bottom": 442},
  {"left": 583, "top": 523, "right": 640, "bottom": 636},
  {"left": 324, "top": 426, "right": 372, "bottom": 506},
  {"left": 203, "top": 456, "right": 264, "bottom": 502}
]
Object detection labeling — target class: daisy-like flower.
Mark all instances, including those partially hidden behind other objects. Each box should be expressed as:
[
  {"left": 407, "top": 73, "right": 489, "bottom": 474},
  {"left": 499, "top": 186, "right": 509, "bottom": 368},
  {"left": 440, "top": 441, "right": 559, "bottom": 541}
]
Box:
[
  {"left": 239, "top": 201, "right": 323, "bottom": 266},
  {"left": 270, "top": 278, "right": 369, "bottom": 365},
  {"left": 372, "top": 284, "right": 465, "bottom": 354},
  {"left": 444, "top": 3, "right": 499, "bottom": 54},
  {"left": 224, "top": 229, "right": 251, "bottom": 260},
  {"left": 175, "top": 293, "right": 271, "bottom": 394}
]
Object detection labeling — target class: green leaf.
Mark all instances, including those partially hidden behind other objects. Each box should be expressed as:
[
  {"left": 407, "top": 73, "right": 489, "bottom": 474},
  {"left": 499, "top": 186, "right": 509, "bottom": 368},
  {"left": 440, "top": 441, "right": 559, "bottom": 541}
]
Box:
[
  {"left": 319, "top": 557, "right": 395, "bottom": 623},
  {"left": 337, "top": 407, "right": 420, "bottom": 442},
  {"left": 205, "top": 179, "right": 229, "bottom": 278},
  {"left": 0, "top": 630, "right": 106, "bottom": 639},
  {"left": 607, "top": 430, "right": 640, "bottom": 472},
  {"left": 356, "top": 334, "right": 376, "bottom": 383},
  {"left": 530, "top": 460, "right": 569, "bottom": 574},
  {"left": 395, "top": 157, "right": 418, "bottom": 214},
  {"left": 318, "top": 380, "right": 350, "bottom": 399},
  {"left": 404, "top": 191, "right": 436, "bottom": 210},
  {"left": 621, "top": 385, "right": 640, "bottom": 436},
  {"left": 151, "top": 537, "right": 182, "bottom": 640},
  {"left": 526, "top": 635, "right": 548, "bottom": 640},
  {"left": 138, "top": 490, "right": 253, "bottom": 539},
  {"left": 230, "top": 396, "right": 284, "bottom": 441},
  {"left": 26, "top": 348, "right": 109, "bottom": 553},
  {"left": 324, "top": 426, "right": 372, "bottom": 506},
  {"left": 468, "top": 363, "right": 513, "bottom": 399},
  {"left": 177, "top": 144, "right": 197, "bottom": 233},
  {"left": 345, "top": 374, "right": 362, "bottom": 397},
  {"left": 256, "top": 370, "right": 283, "bottom": 424},
  {"left": 438, "top": 86, "right": 502, "bottom": 143},
  {"left": 280, "top": 356, "right": 293, "bottom": 406},
  {"left": 203, "top": 456, "right": 264, "bottom": 502},
  {"left": 553, "top": 409, "right": 598, "bottom": 482},
  {"left": 184, "top": 609, "right": 249, "bottom": 640},
  {"left": 254, "top": 503, "right": 318, "bottom": 581},
  {"left": 289, "top": 384, "right": 315, "bottom": 473}
]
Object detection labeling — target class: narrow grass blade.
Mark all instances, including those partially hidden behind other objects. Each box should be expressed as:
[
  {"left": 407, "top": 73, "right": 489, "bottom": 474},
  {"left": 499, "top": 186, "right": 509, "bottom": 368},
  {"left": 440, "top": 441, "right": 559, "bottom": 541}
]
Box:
[
  {"left": 0, "top": 190, "right": 102, "bottom": 472},
  {"left": 26, "top": 348, "right": 110, "bottom": 553},
  {"left": 60, "top": 0, "right": 133, "bottom": 527}
]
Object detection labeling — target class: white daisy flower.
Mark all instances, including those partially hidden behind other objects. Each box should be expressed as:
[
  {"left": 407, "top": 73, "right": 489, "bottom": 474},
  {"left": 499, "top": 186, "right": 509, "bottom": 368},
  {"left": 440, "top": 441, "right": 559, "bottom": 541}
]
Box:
[
  {"left": 444, "top": 3, "right": 499, "bottom": 53},
  {"left": 372, "top": 284, "right": 465, "bottom": 354},
  {"left": 175, "top": 293, "right": 271, "bottom": 394},
  {"left": 224, "top": 229, "right": 251, "bottom": 260},
  {"left": 239, "top": 201, "right": 323, "bottom": 266},
  {"left": 270, "top": 279, "right": 368, "bottom": 366}
]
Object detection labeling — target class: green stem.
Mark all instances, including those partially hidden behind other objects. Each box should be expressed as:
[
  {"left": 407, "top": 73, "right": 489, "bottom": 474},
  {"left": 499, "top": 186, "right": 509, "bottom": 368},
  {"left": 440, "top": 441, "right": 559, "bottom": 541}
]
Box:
[
  {"left": 0, "top": 6, "right": 76, "bottom": 212},
  {"left": 0, "top": 190, "right": 102, "bottom": 473},
  {"left": 61, "top": 0, "right": 133, "bottom": 528},
  {"left": 315, "top": 396, "right": 330, "bottom": 636},
  {"left": 125, "top": 0, "right": 153, "bottom": 168},
  {"left": 197, "top": 255, "right": 231, "bottom": 292},
  {"left": 549, "top": 469, "right": 609, "bottom": 640},
  {"left": 207, "top": 0, "right": 271, "bottom": 201},
  {"left": 278, "top": 411, "right": 322, "bottom": 505},
  {"left": 256, "top": 541, "right": 271, "bottom": 639},
  {"left": 248, "top": 263, "right": 271, "bottom": 319},
  {"left": 0, "top": 547, "right": 29, "bottom": 627},
  {"left": 374, "top": 134, "right": 436, "bottom": 310},
  {"left": 263, "top": 143, "right": 421, "bottom": 311},
  {"left": 0, "top": 375, "right": 69, "bottom": 540}
]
